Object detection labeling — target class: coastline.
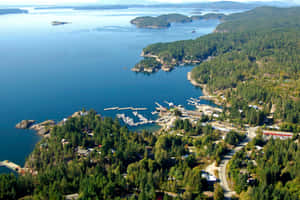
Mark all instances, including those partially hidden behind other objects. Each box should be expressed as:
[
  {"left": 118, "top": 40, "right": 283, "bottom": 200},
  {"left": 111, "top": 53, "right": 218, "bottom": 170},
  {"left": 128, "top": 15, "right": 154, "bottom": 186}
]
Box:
[
  {"left": 0, "top": 11, "right": 223, "bottom": 175},
  {"left": 187, "top": 71, "right": 209, "bottom": 96},
  {"left": 187, "top": 71, "right": 223, "bottom": 106}
]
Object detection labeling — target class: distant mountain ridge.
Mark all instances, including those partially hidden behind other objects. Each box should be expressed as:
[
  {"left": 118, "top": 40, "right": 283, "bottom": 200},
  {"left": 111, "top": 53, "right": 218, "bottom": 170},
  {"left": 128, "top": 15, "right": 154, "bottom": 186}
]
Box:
[
  {"left": 31, "top": 1, "right": 293, "bottom": 11},
  {"left": 0, "top": 8, "right": 28, "bottom": 15}
]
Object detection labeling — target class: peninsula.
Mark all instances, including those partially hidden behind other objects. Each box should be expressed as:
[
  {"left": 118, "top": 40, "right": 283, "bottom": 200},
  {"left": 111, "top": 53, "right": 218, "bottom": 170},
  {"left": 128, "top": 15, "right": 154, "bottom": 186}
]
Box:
[{"left": 133, "top": 6, "right": 300, "bottom": 132}]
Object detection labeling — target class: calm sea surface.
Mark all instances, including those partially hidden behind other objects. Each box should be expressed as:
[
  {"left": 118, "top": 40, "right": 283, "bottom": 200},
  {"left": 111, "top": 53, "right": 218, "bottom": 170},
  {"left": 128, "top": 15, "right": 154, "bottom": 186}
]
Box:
[{"left": 0, "top": 7, "right": 243, "bottom": 173}]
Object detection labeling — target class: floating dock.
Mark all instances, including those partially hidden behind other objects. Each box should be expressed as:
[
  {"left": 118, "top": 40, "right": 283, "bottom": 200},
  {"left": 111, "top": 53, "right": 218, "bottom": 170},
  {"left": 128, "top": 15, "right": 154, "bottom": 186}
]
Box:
[
  {"left": 133, "top": 111, "right": 138, "bottom": 116},
  {"left": 137, "top": 113, "right": 147, "bottom": 122},
  {"left": 117, "top": 113, "right": 154, "bottom": 127},
  {"left": 151, "top": 111, "right": 158, "bottom": 115},
  {"left": 187, "top": 97, "right": 201, "bottom": 106},
  {"left": 164, "top": 101, "right": 174, "bottom": 107},
  {"left": 155, "top": 102, "right": 167, "bottom": 112},
  {"left": 104, "top": 107, "right": 147, "bottom": 111}
]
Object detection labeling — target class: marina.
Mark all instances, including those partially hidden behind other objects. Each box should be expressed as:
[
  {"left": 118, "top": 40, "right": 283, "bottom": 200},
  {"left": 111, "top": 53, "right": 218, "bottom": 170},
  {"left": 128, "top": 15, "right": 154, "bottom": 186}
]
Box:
[{"left": 109, "top": 98, "right": 222, "bottom": 129}]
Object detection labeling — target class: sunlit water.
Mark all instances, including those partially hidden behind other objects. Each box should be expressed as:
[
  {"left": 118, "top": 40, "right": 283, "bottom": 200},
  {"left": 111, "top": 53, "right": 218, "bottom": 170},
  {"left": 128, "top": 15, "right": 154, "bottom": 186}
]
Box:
[{"left": 0, "top": 7, "right": 243, "bottom": 173}]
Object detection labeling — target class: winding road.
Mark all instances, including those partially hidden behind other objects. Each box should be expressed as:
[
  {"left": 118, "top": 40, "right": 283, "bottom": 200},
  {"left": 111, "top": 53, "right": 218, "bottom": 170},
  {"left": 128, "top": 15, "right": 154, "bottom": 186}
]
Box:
[{"left": 218, "top": 127, "right": 258, "bottom": 199}]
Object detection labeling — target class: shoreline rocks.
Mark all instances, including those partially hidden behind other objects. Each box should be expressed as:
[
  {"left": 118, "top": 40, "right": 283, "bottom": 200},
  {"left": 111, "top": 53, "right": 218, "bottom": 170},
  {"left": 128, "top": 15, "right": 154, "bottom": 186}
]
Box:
[
  {"left": 16, "top": 120, "right": 36, "bottom": 129},
  {"left": 30, "top": 120, "right": 56, "bottom": 136},
  {"left": 15, "top": 119, "right": 56, "bottom": 136},
  {"left": 15, "top": 111, "right": 88, "bottom": 137}
]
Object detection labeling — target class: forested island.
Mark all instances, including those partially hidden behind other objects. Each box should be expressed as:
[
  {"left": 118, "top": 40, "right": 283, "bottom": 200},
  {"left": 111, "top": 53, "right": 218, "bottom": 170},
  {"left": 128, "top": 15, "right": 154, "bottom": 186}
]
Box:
[
  {"left": 131, "top": 14, "right": 191, "bottom": 29},
  {"left": 130, "top": 13, "right": 224, "bottom": 29},
  {"left": 0, "top": 9, "right": 28, "bottom": 15}
]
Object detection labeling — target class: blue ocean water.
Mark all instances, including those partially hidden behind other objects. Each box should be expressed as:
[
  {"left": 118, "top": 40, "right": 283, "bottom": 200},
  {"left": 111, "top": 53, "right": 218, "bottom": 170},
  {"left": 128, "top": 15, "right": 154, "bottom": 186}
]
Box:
[{"left": 0, "top": 7, "right": 239, "bottom": 173}]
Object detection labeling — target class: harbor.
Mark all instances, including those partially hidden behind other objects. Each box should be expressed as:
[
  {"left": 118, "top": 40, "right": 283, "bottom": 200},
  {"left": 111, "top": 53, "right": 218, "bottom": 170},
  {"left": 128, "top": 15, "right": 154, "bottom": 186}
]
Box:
[{"left": 104, "top": 98, "right": 222, "bottom": 129}]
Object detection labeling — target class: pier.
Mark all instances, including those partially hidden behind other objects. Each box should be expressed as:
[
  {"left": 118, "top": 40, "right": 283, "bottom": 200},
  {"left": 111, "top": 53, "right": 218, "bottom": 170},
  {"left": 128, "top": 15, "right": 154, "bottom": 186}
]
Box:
[
  {"left": 187, "top": 97, "right": 201, "bottom": 106},
  {"left": 137, "top": 113, "right": 148, "bottom": 122},
  {"left": 164, "top": 101, "right": 174, "bottom": 107},
  {"left": 199, "top": 96, "right": 217, "bottom": 100},
  {"left": 104, "top": 107, "right": 147, "bottom": 111},
  {"left": 155, "top": 102, "right": 167, "bottom": 112}
]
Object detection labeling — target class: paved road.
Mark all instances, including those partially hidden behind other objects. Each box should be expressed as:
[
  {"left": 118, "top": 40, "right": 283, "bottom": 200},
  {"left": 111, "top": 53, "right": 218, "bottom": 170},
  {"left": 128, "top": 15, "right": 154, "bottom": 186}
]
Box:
[{"left": 218, "top": 127, "right": 258, "bottom": 199}]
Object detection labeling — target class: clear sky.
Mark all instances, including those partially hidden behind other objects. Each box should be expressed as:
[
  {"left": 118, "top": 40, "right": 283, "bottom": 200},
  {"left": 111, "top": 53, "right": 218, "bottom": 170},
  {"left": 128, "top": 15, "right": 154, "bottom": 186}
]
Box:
[{"left": 0, "top": 0, "right": 298, "bottom": 6}]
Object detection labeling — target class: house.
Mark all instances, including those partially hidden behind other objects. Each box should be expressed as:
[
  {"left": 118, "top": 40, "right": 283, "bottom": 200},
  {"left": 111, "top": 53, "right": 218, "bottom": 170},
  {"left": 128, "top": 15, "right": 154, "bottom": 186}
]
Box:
[
  {"left": 201, "top": 171, "right": 217, "bottom": 182},
  {"left": 247, "top": 177, "right": 256, "bottom": 185},
  {"left": 77, "top": 147, "right": 90, "bottom": 157},
  {"left": 213, "top": 113, "right": 220, "bottom": 118},
  {"left": 262, "top": 130, "right": 293, "bottom": 140},
  {"left": 80, "top": 111, "right": 88, "bottom": 116},
  {"left": 168, "top": 176, "right": 176, "bottom": 181},
  {"left": 65, "top": 193, "right": 79, "bottom": 200},
  {"left": 40, "top": 143, "right": 48, "bottom": 149},
  {"left": 255, "top": 146, "right": 263, "bottom": 151},
  {"left": 249, "top": 105, "right": 259, "bottom": 110},
  {"left": 61, "top": 139, "right": 69, "bottom": 146}
]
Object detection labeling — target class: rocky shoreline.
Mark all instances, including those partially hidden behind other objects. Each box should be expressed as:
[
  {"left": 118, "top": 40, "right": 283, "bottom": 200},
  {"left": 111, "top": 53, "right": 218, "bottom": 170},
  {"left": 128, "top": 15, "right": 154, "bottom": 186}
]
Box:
[
  {"left": 131, "top": 51, "right": 201, "bottom": 73},
  {"left": 187, "top": 71, "right": 223, "bottom": 106},
  {"left": 16, "top": 119, "right": 56, "bottom": 137},
  {"left": 15, "top": 111, "right": 89, "bottom": 137}
]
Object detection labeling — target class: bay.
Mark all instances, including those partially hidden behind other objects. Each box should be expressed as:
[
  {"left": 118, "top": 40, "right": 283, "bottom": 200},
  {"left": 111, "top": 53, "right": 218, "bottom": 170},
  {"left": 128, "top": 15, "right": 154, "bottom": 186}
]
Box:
[{"left": 0, "top": 7, "right": 240, "bottom": 173}]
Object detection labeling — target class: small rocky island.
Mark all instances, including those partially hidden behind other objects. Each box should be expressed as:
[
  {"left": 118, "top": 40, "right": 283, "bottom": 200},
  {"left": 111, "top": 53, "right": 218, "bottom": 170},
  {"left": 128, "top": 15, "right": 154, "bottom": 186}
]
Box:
[
  {"left": 51, "top": 21, "right": 71, "bottom": 26},
  {"left": 131, "top": 13, "right": 225, "bottom": 29}
]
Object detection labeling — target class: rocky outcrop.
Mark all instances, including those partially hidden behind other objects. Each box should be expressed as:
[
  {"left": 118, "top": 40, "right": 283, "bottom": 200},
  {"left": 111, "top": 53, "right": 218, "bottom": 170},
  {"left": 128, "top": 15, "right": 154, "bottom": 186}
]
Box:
[
  {"left": 30, "top": 120, "right": 56, "bottom": 136},
  {"left": 16, "top": 120, "right": 36, "bottom": 129},
  {"left": 16, "top": 119, "right": 56, "bottom": 136},
  {"left": 161, "top": 65, "right": 173, "bottom": 72}
]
